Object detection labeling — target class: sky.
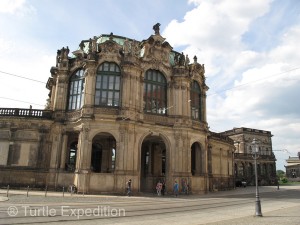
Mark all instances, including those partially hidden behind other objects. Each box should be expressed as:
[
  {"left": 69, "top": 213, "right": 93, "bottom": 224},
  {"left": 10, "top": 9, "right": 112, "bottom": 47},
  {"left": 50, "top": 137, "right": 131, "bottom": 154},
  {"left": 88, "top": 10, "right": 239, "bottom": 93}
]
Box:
[{"left": 0, "top": 0, "right": 299, "bottom": 171}]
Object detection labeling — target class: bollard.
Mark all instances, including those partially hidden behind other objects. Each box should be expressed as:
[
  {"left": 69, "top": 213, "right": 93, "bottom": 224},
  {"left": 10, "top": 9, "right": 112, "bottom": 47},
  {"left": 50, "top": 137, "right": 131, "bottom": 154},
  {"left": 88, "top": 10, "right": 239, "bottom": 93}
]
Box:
[
  {"left": 70, "top": 185, "right": 73, "bottom": 196},
  {"left": 63, "top": 186, "right": 65, "bottom": 197},
  {"left": 6, "top": 185, "right": 9, "bottom": 198},
  {"left": 277, "top": 184, "right": 280, "bottom": 190},
  {"left": 26, "top": 186, "right": 29, "bottom": 197},
  {"left": 45, "top": 186, "right": 48, "bottom": 197}
]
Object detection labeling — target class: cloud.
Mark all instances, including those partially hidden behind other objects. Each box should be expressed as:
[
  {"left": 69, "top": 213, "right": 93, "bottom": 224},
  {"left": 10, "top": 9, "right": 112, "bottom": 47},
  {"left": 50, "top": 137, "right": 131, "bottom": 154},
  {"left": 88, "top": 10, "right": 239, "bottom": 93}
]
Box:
[
  {"left": 0, "top": 36, "right": 54, "bottom": 108},
  {"left": 162, "top": 0, "right": 300, "bottom": 170},
  {"left": 0, "top": 0, "right": 35, "bottom": 15}
]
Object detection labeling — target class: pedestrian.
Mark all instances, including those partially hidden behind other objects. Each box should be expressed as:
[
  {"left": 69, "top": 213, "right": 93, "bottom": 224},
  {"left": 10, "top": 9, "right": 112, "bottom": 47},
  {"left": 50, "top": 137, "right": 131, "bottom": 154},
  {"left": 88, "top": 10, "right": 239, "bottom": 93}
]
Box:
[
  {"left": 162, "top": 181, "right": 166, "bottom": 196},
  {"left": 173, "top": 180, "right": 179, "bottom": 197},
  {"left": 156, "top": 180, "right": 162, "bottom": 196},
  {"left": 126, "top": 179, "right": 132, "bottom": 196}
]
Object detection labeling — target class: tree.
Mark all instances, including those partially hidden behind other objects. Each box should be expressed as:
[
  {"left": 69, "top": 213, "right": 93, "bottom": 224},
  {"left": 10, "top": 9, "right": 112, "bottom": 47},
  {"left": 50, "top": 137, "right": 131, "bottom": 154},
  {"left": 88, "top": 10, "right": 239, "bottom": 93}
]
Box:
[{"left": 276, "top": 170, "right": 285, "bottom": 180}]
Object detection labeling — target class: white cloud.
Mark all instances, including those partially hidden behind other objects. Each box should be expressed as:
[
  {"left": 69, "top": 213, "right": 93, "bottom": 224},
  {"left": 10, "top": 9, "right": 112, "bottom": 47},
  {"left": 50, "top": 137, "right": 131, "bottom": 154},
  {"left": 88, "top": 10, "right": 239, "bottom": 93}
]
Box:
[
  {"left": 0, "top": 0, "right": 35, "bottom": 15},
  {"left": 0, "top": 36, "right": 55, "bottom": 108},
  {"left": 163, "top": 0, "right": 300, "bottom": 170}
]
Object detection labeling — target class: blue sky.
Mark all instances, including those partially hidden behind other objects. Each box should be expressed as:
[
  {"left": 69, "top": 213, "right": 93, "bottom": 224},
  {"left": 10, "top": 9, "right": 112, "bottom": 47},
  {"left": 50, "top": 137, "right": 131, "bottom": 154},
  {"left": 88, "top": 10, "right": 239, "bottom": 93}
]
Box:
[{"left": 0, "top": 0, "right": 299, "bottom": 171}]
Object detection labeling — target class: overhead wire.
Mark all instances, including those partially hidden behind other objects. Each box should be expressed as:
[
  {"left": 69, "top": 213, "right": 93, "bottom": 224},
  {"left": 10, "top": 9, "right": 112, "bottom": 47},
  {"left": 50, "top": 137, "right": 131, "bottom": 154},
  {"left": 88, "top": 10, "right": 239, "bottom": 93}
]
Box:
[
  {"left": 0, "top": 65, "right": 299, "bottom": 107},
  {"left": 0, "top": 70, "right": 46, "bottom": 84},
  {"left": 207, "top": 67, "right": 300, "bottom": 96}
]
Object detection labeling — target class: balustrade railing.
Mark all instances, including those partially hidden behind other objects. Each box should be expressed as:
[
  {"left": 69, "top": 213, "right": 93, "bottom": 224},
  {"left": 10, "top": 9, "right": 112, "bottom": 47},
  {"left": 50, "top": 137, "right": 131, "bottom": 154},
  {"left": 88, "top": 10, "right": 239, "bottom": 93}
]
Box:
[{"left": 0, "top": 108, "right": 52, "bottom": 119}]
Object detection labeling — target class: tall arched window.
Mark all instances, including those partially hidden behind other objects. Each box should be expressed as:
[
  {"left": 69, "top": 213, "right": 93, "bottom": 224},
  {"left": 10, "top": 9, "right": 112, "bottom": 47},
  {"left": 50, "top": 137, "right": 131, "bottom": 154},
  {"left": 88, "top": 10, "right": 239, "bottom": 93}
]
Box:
[
  {"left": 190, "top": 81, "right": 201, "bottom": 120},
  {"left": 143, "top": 69, "right": 167, "bottom": 114},
  {"left": 68, "top": 69, "right": 85, "bottom": 110},
  {"left": 95, "top": 62, "right": 120, "bottom": 107}
]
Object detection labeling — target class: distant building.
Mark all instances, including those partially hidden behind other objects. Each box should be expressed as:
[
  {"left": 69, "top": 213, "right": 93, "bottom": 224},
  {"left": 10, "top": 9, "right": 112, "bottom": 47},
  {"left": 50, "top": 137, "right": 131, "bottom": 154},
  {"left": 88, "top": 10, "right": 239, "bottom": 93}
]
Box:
[
  {"left": 285, "top": 153, "right": 300, "bottom": 181},
  {"left": 221, "top": 127, "right": 277, "bottom": 186},
  {"left": 0, "top": 24, "right": 235, "bottom": 194}
]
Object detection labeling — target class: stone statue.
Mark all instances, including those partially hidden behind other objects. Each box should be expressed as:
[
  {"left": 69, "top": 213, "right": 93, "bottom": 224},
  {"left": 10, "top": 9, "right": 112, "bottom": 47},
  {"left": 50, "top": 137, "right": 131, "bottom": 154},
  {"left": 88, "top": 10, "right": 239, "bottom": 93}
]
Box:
[
  {"left": 153, "top": 23, "right": 161, "bottom": 35},
  {"left": 179, "top": 52, "right": 185, "bottom": 66},
  {"left": 123, "top": 38, "right": 131, "bottom": 55},
  {"left": 185, "top": 54, "right": 190, "bottom": 67}
]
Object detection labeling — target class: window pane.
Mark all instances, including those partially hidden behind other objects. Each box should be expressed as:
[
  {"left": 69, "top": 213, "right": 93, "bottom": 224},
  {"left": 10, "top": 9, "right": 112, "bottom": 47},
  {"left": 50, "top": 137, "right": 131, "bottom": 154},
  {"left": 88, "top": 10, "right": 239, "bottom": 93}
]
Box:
[
  {"left": 110, "top": 63, "right": 115, "bottom": 71},
  {"left": 104, "top": 62, "right": 109, "bottom": 71},
  {"left": 101, "top": 91, "right": 107, "bottom": 104},
  {"left": 108, "top": 91, "right": 113, "bottom": 106},
  {"left": 102, "top": 75, "right": 108, "bottom": 89},
  {"left": 108, "top": 76, "right": 114, "bottom": 90},
  {"left": 96, "top": 76, "right": 101, "bottom": 89},
  {"left": 114, "top": 92, "right": 119, "bottom": 106},
  {"left": 115, "top": 76, "right": 120, "bottom": 90}
]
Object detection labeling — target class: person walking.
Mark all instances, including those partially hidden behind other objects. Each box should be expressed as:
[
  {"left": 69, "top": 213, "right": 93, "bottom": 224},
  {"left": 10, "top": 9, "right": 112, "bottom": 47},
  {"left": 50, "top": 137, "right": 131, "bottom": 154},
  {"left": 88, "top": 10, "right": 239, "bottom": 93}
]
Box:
[
  {"left": 126, "top": 179, "right": 132, "bottom": 196},
  {"left": 162, "top": 181, "right": 166, "bottom": 196},
  {"left": 156, "top": 180, "right": 162, "bottom": 196},
  {"left": 173, "top": 180, "right": 179, "bottom": 197}
]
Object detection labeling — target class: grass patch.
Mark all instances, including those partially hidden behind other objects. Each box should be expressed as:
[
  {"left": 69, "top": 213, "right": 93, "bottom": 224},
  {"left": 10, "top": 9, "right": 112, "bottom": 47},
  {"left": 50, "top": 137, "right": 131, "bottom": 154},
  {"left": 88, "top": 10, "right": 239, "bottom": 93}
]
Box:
[{"left": 279, "top": 181, "right": 300, "bottom": 185}]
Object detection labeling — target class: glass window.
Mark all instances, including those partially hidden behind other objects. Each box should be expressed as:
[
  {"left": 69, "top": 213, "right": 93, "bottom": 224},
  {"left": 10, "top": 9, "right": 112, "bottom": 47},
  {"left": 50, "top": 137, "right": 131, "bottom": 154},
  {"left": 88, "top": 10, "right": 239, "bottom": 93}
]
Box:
[
  {"left": 143, "top": 69, "right": 167, "bottom": 115},
  {"left": 95, "top": 62, "right": 121, "bottom": 107},
  {"left": 190, "top": 81, "right": 201, "bottom": 120},
  {"left": 68, "top": 69, "right": 85, "bottom": 110}
]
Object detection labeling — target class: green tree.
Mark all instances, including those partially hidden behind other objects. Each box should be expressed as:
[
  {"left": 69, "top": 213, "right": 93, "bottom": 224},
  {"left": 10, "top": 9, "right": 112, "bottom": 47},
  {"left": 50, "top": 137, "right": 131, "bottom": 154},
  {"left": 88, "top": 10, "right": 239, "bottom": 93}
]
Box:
[{"left": 276, "top": 170, "right": 285, "bottom": 180}]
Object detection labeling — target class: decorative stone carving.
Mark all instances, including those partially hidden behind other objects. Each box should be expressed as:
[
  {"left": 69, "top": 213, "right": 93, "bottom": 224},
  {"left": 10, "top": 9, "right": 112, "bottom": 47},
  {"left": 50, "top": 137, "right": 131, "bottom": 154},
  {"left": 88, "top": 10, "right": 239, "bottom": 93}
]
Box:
[{"left": 98, "top": 38, "right": 122, "bottom": 56}]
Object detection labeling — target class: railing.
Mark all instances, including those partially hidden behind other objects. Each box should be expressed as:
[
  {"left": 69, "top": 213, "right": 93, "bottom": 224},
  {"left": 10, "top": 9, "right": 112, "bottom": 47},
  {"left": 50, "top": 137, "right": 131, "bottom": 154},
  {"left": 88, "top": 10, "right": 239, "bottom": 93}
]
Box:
[
  {"left": 234, "top": 153, "right": 276, "bottom": 160},
  {"left": 0, "top": 108, "right": 52, "bottom": 119}
]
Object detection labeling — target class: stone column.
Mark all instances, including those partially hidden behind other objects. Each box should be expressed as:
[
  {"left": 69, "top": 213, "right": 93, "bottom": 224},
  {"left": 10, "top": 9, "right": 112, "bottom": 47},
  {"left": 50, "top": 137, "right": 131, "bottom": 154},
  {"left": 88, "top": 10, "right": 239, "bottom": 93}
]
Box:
[
  {"left": 148, "top": 144, "right": 152, "bottom": 175},
  {"left": 0, "top": 141, "right": 10, "bottom": 166},
  {"left": 59, "top": 133, "right": 68, "bottom": 170},
  {"left": 53, "top": 70, "right": 68, "bottom": 111},
  {"left": 49, "top": 130, "right": 62, "bottom": 170},
  {"left": 76, "top": 127, "right": 91, "bottom": 171},
  {"left": 83, "top": 61, "right": 96, "bottom": 107}
]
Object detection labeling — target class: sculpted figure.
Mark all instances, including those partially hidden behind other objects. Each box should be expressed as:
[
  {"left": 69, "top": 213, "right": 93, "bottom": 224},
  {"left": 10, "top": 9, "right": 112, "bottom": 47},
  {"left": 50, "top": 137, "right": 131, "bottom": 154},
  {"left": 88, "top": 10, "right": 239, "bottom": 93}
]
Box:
[{"left": 153, "top": 23, "right": 161, "bottom": 35}]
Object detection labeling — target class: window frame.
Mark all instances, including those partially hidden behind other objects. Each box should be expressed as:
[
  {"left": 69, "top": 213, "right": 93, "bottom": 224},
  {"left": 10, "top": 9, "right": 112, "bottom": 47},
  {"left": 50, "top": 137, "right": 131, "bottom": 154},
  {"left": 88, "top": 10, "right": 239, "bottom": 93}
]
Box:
[
  {"left": 95, "top": 62, "right": 121, "bottom": 107},
  {"left": 143, "top": 69, "right": 167, "bottom": 115},
  {"left": 190, "top": 80, "right": 201, "bottom": 120},
  {"left": 67, "top": 69, "right": 85, "bottom": 111}
]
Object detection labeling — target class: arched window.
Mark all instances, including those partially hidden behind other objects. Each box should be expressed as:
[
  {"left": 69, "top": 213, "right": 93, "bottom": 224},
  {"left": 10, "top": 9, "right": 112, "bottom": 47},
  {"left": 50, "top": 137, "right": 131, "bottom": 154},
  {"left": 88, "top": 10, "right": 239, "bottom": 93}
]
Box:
[
  {"left": 190, "top": 81, "right": 201, "bottom": 120},
  {"left": 95, "top": 62, "right": 121, "bottom": 107},
  {"left": 68, "top": 69, "right": 85, "bottom": 110},
  {"left": 143, "top": 69, "right": 167, "bottom": 114}
]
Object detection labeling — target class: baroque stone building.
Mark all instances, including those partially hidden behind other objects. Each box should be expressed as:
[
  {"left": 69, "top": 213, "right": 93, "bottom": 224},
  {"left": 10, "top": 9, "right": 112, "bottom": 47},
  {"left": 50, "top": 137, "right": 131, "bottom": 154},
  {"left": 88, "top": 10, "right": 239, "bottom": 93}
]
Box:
[
  {"left": 285, "top": 153, "right": 300, "bottom": 181},
  {"left": 0, "top": 24, "right": 235, "bottom": 194},
  {"left": 221, "top": 127, "right": 277, "bottom": 186}
]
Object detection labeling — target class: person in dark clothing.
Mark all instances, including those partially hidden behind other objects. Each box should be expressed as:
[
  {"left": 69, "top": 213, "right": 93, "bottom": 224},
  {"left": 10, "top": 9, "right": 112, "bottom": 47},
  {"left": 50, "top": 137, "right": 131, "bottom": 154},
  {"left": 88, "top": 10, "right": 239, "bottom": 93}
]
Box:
[
  {"left": 162, "top": 181, "right": 166, "bottom": 196},
  {"left": 126, "top": 179, "right": 132, "bottom": 196}
]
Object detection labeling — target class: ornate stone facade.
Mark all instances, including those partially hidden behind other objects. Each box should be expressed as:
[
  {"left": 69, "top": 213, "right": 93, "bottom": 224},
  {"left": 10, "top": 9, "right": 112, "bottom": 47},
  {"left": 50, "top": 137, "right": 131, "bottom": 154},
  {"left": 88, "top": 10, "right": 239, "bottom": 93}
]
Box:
[
  {"left": 0, "top": 25, "right": 235, "bottom": 194},
  {"left": 221, "top": 127, "right": 277, "bottom": 186},
  {"left": 285, "top": 153, "right": 300, "bottom": 181}
]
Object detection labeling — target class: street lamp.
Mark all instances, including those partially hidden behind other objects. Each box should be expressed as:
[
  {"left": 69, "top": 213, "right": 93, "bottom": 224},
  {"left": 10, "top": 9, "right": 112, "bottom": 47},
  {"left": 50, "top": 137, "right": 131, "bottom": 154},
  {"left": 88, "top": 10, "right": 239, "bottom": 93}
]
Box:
[{"left": 252, "top": 138, "right": 263, "bottom": 217}]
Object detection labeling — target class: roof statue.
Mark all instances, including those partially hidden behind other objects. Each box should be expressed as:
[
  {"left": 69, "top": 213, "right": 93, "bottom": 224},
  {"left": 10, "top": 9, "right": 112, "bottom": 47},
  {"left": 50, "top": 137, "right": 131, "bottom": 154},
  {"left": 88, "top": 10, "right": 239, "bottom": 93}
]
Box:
[{"left": 153, "top": 23, "right": 161, "bottom": 35}]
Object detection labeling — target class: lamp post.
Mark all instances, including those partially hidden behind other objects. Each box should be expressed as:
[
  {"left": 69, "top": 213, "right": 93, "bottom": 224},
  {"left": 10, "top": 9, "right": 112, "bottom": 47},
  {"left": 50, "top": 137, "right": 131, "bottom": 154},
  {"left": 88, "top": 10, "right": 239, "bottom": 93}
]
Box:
[{"left": 252, "top": 138, "right": 263, "bottom": 217}]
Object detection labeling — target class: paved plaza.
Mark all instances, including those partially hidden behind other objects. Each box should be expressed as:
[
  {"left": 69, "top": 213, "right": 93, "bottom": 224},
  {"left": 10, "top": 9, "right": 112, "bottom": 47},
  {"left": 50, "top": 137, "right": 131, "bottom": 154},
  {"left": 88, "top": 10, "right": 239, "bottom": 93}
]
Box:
[{"left": 1, "top": 185, "right": 300, "bottom": 224}]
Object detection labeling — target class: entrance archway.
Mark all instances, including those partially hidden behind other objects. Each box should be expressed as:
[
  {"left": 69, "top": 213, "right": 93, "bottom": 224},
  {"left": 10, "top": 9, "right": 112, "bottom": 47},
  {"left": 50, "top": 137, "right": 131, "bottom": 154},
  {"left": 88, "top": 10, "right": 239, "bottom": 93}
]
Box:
[
  {"left": 140, "top": 135, "right": 166, "bottom": 192},
  {"left": 91, "top": 132, "right": 116, "bottom": 173}
]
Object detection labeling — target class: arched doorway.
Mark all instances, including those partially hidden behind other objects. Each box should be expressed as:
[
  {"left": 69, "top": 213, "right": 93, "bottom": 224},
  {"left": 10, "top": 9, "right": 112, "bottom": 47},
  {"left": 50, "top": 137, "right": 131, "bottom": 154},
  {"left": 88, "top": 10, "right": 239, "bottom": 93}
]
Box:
[
  {"left": 191, "top": 142, "right": 202, "bottom": 175},
  {"left": 140, "top": 135, "right": 167, "bottom": 192},
  {"left": 91, "top": 133, "right": 116, "bottom": 173}
]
